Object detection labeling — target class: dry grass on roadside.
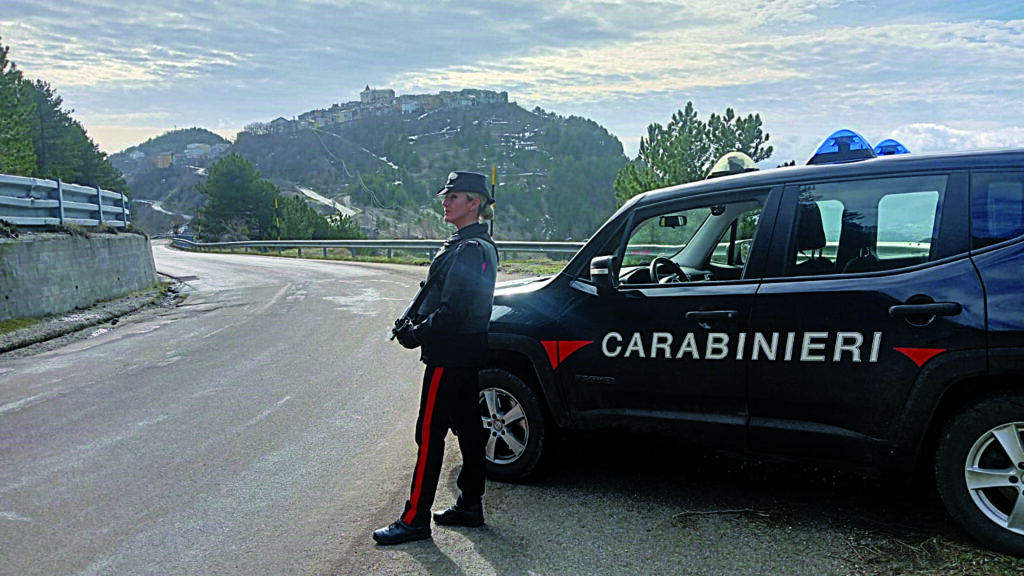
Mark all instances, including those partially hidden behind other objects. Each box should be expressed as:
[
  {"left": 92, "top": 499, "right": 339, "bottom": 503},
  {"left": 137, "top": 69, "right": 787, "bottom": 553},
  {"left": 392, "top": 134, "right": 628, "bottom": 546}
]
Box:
[{"left": 842, "top": 530, "right": 1024, "bottom": 576}]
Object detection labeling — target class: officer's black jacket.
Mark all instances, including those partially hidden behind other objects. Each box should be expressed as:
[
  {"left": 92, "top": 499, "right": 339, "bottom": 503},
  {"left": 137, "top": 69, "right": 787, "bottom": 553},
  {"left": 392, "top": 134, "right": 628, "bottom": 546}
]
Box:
[{"left": 412, "top": 222, "right": 498, "bottom": 367}]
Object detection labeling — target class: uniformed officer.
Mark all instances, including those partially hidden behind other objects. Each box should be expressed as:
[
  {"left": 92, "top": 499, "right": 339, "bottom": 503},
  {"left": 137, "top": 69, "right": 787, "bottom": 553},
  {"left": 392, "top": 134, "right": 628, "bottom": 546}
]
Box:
[{"left": 373, "top": 171, "right": 499, "bottom": 545}]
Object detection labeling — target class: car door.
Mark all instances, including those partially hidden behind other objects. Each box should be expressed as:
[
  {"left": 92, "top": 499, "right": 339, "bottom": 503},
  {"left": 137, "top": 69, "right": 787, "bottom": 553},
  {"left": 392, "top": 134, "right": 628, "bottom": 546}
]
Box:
[
  {"left": 552, "top": 187, "right": 779, "bottom": 450},
  {"left": 746, "top": 172, "right": 986, "bottom": 460}
]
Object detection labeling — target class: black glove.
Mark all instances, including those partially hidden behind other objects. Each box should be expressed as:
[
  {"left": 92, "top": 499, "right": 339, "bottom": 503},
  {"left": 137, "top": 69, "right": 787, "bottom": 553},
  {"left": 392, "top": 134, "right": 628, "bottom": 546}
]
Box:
[{"left": 396, "top": 322, "right": 420, "bottom": 349}]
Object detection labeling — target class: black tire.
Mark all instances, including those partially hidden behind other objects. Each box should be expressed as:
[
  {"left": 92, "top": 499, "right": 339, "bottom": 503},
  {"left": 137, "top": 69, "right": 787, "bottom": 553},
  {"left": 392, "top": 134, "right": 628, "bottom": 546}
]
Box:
[
  {"left": 478, "top": 367, "right": 547, "bottom": 482},
  {"left": 935, "top": 393, "right": 1024, "bottom": 557}
]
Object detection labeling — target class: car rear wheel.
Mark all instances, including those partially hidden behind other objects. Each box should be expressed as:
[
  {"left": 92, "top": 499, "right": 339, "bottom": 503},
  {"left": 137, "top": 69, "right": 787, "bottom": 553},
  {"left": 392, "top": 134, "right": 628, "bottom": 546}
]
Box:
[
  {"left": 935, "top": 393, "right": 1024, "bottom": 557},
  {"left": 478, "top": 368, "right": 547, "bottom": 482}
]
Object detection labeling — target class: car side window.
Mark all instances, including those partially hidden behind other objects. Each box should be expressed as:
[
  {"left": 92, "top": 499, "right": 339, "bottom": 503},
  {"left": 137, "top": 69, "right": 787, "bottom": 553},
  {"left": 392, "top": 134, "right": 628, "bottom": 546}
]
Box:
[
  {"left": 621, "top": 207, "right": 711, "bottom": 269},
  {"left": 617, "top": 195, "right": 767, "bottom": 285},
  {"left": 972, "top": 172, "right": 1024, "bottom": 249},
  {"left": 709, "top": 207, "right": 763, "bottom": 267},
  {"left": 786, "top": 175, "right": 948, "bottom": 277}
]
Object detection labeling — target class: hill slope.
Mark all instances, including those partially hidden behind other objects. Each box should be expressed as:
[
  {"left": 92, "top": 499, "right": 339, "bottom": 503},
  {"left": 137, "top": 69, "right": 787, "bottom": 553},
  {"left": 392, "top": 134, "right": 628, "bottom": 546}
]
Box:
[{"left": 115, "top": 103, "right": 627, "bottom": 240}]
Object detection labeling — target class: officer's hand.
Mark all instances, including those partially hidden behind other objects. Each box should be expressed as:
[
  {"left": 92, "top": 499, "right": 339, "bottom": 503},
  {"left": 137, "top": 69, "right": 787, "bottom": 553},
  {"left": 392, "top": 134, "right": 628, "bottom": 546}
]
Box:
[{"left": 396, "top": 323, "right": 420, "bottom": 349}]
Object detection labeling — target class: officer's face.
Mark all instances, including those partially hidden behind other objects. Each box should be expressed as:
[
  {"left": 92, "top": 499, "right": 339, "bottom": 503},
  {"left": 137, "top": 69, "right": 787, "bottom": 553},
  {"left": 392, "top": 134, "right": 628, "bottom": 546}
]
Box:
[{"left": 441, "top": 192, "right": 479, "bottom": 228}]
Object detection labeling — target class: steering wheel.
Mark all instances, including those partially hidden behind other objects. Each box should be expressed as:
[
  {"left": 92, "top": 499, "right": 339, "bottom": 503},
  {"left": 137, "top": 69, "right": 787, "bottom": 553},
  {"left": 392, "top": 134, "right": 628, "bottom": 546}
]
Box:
[{"left": 649, "top": 257, "right": 689, "bottom": 283}]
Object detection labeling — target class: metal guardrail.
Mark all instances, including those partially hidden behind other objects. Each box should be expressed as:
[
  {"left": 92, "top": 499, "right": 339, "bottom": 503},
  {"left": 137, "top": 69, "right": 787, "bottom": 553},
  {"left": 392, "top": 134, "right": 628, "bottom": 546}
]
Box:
[
  {"left": 170, "top": 237, "right": 586, "bottom": 259},
  {"left": 0, "top": 173, "right": 131, "bottom": 228},
  {"left": 169, "top": 237, "right": 931, "bottom": 267}
]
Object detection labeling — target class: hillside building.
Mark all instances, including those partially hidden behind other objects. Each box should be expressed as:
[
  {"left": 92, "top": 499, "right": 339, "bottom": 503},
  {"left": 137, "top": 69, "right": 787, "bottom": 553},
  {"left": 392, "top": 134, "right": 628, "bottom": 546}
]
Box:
[
  {"left": 153, "top": 153, "right": 173, "bottom": 169},
  {"left": 361, "top": 86, "right": 395, "bottom": 106},
  {"left": 269, "top": 117, "right": 294, "bottom": 135},
  {"left": 185, "top": 143, "right": 211, "bottom": 159}
]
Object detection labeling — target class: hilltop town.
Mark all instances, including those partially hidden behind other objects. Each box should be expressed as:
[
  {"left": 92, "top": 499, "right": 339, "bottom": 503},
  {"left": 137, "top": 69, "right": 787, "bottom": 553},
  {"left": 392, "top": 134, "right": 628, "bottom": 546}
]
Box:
[{"left": 246, "top": 86, "right": 510, "bottom": 136}]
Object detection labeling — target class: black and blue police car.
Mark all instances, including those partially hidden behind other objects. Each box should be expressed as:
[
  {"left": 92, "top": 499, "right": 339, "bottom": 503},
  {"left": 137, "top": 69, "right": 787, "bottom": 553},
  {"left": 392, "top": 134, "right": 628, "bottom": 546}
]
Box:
[{"left": 478, "top": 129, "right": 1024, "bottom": 557}]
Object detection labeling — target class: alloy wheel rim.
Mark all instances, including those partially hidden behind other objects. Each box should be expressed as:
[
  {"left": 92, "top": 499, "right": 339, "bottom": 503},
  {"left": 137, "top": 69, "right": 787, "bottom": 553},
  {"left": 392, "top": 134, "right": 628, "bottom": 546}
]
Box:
[
  {"left": 964, "top": 422, "right": 1024, "bottom": 536},
  {"left": 480, "top": 387, "right": 530, "bottom": 465}
]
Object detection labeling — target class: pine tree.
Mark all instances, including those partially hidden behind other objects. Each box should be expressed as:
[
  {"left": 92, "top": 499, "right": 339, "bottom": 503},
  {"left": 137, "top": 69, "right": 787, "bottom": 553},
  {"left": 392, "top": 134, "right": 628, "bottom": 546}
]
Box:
[
  {"left": 613, "top": 102, "right": 773, "bottom": 206},
  {"left": 0, "top": 37, "right": 38, "bottom": 176},
  {"left": 196, "top": 153, "right": 279, "bottom": 241},
  {"left": 27, "top": 80, "right": 126, "bottom": 191}
]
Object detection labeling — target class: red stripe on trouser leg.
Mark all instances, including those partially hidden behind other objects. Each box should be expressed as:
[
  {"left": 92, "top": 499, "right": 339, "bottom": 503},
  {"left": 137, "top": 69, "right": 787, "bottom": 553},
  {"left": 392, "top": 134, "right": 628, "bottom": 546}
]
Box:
[{"left": 403, "top": 367, "right": 444, "bottom": 525}]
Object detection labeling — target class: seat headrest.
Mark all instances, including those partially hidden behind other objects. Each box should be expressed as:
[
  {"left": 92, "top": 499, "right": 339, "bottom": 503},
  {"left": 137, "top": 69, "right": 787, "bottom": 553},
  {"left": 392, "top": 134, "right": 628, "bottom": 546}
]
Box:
[{"left": 796, "top": 201, "right": 826, "bottom": 251}]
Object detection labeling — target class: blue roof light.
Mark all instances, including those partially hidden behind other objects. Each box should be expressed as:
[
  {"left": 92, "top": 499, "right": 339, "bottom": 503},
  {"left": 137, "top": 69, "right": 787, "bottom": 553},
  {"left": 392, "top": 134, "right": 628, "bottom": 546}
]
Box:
[
  {"left": 874, "top": 138, "right": 910, "bottom": 155},
  {"left": 807, "top": 129, "right": 876, "bottom": 165}
]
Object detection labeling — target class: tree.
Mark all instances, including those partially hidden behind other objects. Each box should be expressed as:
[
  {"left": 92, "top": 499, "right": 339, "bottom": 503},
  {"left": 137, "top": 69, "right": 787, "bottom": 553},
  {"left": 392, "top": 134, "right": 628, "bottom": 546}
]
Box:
[
  {"left": 196, "top": 153, "right": 279, "bottom": 240},
  {"left": 546, "top": 156, "right": 623, "bottom": 240},
  {"left": 613, "top": 102, "right": 773, "bottom": 206},
  {"left": 26, "top": 80, "right": 125, "bottom": 191},
  {"left": 0, "top": 37, "right": 37, "bottom": 176},
  {"left": 1, "top": 37, "right": 125, "bottom": 191},
  {"left": 277, "top": 195, "right": 318, "bottom": 239}
]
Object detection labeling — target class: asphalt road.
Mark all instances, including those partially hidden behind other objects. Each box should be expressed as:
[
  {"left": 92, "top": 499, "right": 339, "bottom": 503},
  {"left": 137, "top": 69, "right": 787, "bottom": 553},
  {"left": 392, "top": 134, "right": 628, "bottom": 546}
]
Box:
[{"left": 0, "top": 242, "right": 992, "bottom": 576}]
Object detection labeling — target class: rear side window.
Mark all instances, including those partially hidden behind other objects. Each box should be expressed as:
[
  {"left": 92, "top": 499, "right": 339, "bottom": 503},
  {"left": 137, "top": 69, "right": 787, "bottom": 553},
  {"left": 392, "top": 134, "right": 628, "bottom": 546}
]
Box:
[
  {"left": 786, "top": 175, "right": 948, "bottom": 277},
  {"left": 972, "top": 172, "right": 1024, "bottom": 249}
]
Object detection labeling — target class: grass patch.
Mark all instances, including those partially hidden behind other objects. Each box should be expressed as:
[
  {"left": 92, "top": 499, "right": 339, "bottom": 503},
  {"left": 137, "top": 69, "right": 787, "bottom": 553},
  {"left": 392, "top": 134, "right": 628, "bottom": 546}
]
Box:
[
  {"left": 0, "top": 317, "right": 41, "bottom": 335},
  {"left": 499, "top": 258, "right": 565, "bottom": 277}
]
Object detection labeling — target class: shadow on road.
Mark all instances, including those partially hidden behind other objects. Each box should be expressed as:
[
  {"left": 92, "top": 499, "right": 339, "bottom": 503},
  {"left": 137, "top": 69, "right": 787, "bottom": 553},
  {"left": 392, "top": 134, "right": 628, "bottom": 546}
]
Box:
[
  {"left": 457, "top": 434, "right": 1022, "bottom": 576},
  {"left": 543, "top": 433, "right": 954, "bottom": 535},
  {"left": 352, "top": 433, "right": 1024, "bottom": 576}
]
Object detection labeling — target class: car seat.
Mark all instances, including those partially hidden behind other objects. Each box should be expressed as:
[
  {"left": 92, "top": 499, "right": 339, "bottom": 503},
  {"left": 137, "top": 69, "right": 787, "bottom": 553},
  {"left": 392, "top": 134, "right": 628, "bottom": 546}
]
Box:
[
  {"left": 842, "top": 246, "right": 883, "bottom": 273},
  {"left": 792, "top": 201, "right": 834, "bottom": 276}
]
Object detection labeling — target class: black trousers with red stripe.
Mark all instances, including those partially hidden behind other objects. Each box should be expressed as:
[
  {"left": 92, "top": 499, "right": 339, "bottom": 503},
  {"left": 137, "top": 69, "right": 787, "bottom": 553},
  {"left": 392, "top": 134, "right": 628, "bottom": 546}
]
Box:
[{"left": 401, "top": 365, "right": 487, "bottom": 527}]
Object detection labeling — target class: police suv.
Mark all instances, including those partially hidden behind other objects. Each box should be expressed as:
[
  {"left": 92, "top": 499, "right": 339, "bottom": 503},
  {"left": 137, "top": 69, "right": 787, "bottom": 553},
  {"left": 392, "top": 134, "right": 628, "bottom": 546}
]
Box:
[{"left": 478, "top": 131, "right": 1024, "bottom": 556}]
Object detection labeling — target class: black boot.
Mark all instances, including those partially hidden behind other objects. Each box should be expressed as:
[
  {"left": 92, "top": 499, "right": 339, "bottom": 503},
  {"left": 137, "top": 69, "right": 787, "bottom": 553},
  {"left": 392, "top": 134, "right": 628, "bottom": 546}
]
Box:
[
  {"left": 372, "top": 520, "right": 431, "bottom": 545},
  {"left": 433, "top": 501, "right": 485, "bottom": 527}
]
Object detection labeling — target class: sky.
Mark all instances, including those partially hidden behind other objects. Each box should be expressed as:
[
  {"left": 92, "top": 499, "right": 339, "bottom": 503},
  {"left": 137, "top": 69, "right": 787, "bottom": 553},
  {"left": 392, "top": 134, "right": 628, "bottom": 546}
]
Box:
[{"left": 2, "top": 0, "right": 1023, "bottom": 164}]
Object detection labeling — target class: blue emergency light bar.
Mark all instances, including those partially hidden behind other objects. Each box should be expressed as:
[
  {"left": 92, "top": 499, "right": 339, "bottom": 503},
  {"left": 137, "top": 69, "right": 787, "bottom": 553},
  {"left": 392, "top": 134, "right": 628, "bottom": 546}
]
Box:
[
  {"left": 808, "top": 129, "right": 877, "bottom": 165},
  {"left": 873, "top": 138, "right": 910, "bottom": 156}
]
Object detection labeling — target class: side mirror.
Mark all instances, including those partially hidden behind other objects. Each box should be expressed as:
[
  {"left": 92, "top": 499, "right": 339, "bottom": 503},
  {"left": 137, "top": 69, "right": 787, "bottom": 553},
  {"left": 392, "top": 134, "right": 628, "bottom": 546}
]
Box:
[
  {"left": 737, "top": 239, "right": 752, "bottom": 266},
  {"left": 590, "top": 255, "right": 618, "bottom": 292}
]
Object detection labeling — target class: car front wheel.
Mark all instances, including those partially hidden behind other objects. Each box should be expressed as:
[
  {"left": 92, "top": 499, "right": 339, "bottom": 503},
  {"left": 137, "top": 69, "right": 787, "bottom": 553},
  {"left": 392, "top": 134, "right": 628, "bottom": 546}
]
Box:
[
  {"left": 478, "top": 368, "right": 547, "bottom": 482},
  {"left": 935, "top": 393, "right": 1024, "bottom": 557}
]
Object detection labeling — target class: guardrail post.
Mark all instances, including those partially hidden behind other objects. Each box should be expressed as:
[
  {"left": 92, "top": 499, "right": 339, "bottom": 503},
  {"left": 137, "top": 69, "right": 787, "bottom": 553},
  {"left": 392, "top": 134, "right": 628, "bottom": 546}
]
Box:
[
  {"left": 57, "top": 179, "right": 65, "bottom": 226},
  {"left": 322, "top": 247, "right": 327, "bottom": 258},
  {"left": 120, "top": 192, "right": 128, "bottom": 226},
  {"left": 387, "top": 248, "right": 393, "bottom": 258},
  {"left": 350, "top": 247, "right": 356, "bottom": 258},
  {"left": 297, "top": 247, "right": 303, "bottom": 258},
  {"left": 95, "top": 186, "right": 104, "bottom": 225}
]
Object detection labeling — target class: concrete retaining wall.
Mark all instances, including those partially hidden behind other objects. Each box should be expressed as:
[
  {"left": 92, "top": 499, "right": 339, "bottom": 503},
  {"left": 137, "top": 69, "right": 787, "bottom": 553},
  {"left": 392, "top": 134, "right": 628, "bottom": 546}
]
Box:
[{"left": 0, "top": 232, "right": 157, "bottom": 322}]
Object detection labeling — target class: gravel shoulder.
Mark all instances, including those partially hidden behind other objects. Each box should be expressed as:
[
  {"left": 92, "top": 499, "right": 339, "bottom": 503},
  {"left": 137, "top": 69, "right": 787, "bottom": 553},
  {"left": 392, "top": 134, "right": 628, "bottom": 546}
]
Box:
[{"left": 0, "top": 277, "right": 183, "bottom": 359}]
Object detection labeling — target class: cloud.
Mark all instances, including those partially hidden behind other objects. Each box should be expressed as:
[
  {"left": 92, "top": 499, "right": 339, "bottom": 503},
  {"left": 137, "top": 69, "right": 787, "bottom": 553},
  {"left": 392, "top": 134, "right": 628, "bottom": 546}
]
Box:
[
  {"left": 394, "top": 17, "right": 1023, "bottom": 109},
  {"left": 2, "top": 0, "right": 849, "bottom": 93},
  {"left": 2, "top": 1, "right": 1021, "bottom": 157},
  {"left": 891, "top": 123, "right": 1024, "bottom": 152}
]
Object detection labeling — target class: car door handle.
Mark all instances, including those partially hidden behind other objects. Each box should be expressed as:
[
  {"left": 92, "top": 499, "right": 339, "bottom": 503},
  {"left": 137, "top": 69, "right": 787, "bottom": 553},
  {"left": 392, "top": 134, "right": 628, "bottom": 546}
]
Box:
[
  {"left": 686, "top": 310, "right": 738, "bottom": 322},
  {"left": 888, "top": 302, "right": 962, "bottom": 319}
]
